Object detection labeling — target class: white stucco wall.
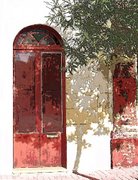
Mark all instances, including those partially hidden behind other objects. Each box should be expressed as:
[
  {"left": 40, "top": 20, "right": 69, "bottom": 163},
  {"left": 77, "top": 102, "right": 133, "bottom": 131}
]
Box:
[
  {"left": 0, "top": 0, "right": 112, "bottom": 175},
  {"left": 66, "top": 63, "right": 113, "bottom": 172},
  {"left": 0, "top": 0, "right": 48, "bottom": 175}
]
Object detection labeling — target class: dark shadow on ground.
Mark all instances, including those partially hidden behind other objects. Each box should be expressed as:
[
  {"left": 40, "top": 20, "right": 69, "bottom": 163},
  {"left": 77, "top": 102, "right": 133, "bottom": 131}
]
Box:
[{"left": 73, "top": 171, "right": 99, "bottom": 180}]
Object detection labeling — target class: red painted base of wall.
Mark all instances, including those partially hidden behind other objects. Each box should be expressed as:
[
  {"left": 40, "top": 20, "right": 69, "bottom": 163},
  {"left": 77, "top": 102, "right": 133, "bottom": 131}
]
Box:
[{"left": 111, "top": 138, "right": 138, "bottom": 167}]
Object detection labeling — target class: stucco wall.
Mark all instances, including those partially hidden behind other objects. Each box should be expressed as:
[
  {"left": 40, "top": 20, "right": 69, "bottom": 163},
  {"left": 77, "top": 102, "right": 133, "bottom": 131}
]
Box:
[
  {"left": 0, "top": 0, "right": 137, "bottom": 175},
  {"left": 0, "top": 0, "right": 47, "bottom": 175},
  {"left": 66, "top": 60, "right": 113, "bottom": 172},
  {"left": 0, "top": 0, "right": 114, "bottom": 172}
]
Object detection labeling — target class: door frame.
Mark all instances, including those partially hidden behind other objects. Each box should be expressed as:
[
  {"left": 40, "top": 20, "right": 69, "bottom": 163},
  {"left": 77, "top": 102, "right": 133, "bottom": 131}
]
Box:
[{"left": 13, "top": 24, "right": 66, "bottom": 169}]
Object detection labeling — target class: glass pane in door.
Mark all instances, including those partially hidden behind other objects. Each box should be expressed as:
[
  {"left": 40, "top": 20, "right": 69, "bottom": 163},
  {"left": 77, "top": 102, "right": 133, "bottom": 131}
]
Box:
[
  {"left": 42, "top": 53, "right": 63, "bottom": 133},
  {"left": 14, "top": 52, "right": 36, "bottom": 133}
]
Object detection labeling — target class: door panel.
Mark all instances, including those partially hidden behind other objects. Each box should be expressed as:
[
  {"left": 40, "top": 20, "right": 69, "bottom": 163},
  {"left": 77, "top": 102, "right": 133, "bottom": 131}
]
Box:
[
  {"left": 42, "top": 53, "right": 61, "bottom": 91},
  {"left": 14, "top": 52, "right": 36, "bottom": 133},
  {"left": 42, "top": 53, "right": 63, "bottom": 133},
  {"left": 40, "top": 53, "right": 62, "bottom": 166},
  {"left": 14, "top": 134, "right": 40, "bottom": 168},
  {"left": 14, "top": 51, "right": 65, "bottom": 168},
  {"left": 14, "top": 52, "right": 39, "bottom": 168},
  {"left": 40, "top": 134, "right": 61, "bottom": 166},
  {"left": 42, "top": 92, "right": 62, "bottom": 133},
  {"left": 15, "top": 89, "right": 36, "bottom": 133}
]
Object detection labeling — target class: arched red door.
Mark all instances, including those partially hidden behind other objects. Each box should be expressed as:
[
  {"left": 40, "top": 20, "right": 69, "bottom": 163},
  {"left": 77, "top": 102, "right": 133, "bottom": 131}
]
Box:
[{"left": 13, "top": 25, "right": 66, "bottom": 168}]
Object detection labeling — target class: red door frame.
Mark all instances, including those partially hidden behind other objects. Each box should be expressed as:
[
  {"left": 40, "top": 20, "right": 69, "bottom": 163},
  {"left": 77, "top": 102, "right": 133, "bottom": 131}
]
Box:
[{"left": 13, "top": 24, "right": 66, "bottom": 168}]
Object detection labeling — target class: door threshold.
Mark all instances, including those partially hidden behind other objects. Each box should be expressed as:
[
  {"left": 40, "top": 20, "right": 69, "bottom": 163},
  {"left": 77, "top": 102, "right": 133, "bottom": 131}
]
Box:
[{"left": 13, "top": 167, "right": 67, "bottom": 174}]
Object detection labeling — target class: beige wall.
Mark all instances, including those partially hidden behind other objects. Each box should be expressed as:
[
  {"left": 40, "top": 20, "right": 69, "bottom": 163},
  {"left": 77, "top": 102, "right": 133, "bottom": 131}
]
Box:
[{"left": 66, "top": 60, "right": 113, "bottom": 172}]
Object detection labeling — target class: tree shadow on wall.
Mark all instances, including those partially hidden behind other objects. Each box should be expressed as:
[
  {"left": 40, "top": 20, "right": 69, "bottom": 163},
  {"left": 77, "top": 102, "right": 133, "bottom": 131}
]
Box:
[
  {"left": 66, "top": 57, "right": 137, "bottom": 172},
  {"left": 66, "top": 58, "right": 113, "bottom": 172}
]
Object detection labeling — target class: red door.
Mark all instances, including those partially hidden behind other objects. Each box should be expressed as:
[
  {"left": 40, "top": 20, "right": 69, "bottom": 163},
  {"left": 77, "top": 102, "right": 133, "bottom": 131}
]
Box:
[{"left": 13, "top": 25, "right": 66, "bottom": 168}]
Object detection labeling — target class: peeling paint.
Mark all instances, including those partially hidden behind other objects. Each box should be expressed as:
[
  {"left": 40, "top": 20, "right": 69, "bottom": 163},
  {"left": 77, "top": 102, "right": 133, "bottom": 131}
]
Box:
[{"left": 112, "top": 61, "right": 138, "bottom": 168}]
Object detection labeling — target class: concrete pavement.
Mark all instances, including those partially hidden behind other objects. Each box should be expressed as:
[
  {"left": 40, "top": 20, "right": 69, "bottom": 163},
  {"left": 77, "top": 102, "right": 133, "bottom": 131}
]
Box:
[
  {"left": 0, "top": 166, "right": 137, "bottom": 180},
  {"left": 76, "top": 166, "right": 138, "bottom": 180}
]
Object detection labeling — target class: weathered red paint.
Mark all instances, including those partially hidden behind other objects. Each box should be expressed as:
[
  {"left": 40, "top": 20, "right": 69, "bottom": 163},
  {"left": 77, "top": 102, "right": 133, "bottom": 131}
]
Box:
[
  {"left": 14, "top": 134, "right": 40, "bottom": 167},
  {"left": 40, "top": 134, "right": 62, "bottom": 166},
  {"left": 13, "top": 25, "right": 66, "bottom": 168},
  {"left": 111, "top": 138, "right": 138, "bottom": 167},
  {"left": 113, "top": 62, "right": 137, "bottom": 126},
  {"left": 42, "top": 53, "right": 63, "bottom": 133},
  {"left": 112, "top": 62, "right": 138, "bottom": 168}
]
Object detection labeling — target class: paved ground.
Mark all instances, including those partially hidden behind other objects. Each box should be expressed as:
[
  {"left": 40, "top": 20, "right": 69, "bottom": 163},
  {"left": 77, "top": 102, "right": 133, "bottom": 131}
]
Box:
[
  {"left": 0, "top": 166, "right": 138, "bottom": 180},
  {"left": 76, "top": 166, "right": 138, "bottom": 180}
]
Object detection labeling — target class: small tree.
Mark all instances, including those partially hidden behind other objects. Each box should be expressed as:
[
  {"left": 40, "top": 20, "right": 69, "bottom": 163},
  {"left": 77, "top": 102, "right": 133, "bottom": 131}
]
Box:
[{"left": 45, "top": 0, "right": 137, "bottom": 73}]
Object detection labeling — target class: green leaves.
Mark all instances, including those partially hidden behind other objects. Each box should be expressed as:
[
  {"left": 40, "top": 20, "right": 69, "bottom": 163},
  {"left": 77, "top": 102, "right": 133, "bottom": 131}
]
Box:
[{"left": 45, "top": 0, "right": 138, "bottom": 73}]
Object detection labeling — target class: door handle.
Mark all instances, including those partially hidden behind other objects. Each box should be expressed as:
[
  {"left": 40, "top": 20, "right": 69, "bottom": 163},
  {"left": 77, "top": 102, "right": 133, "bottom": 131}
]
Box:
[{"left": 46, "top": 133, "right": 58, "bottom": 138}]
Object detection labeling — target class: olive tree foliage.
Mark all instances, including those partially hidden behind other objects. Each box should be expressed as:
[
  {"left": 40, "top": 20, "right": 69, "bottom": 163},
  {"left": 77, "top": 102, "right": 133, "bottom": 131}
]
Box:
[{"left": 45, "top": 0, "right": 138, "bottom": 73}]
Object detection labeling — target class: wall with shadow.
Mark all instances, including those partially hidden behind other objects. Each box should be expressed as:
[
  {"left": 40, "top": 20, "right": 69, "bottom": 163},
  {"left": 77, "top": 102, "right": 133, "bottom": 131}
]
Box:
[
  {"left": 111, "top": 56, "right": 138, "bottom": 168},
  {"left": 66, "top": 54, "right": 138, "bottom": 172},
  {"left": 66, "top": 58, "right": 113, "bottom": 172}
]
